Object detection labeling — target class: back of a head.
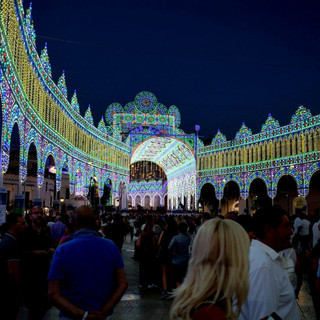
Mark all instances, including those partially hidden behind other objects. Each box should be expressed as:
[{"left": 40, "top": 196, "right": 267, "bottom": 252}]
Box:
[
  {"left": 3, "top": 213, "right": 20, "bottom": 232},
  {"left": 6, "top": 213, "right": 19, "bottom": 226},
  {"left": 202, "top": 212, "right": 211, "bottom": 221},
  {"left": 113, "top": 213, "right": 122, "bottom": 222},
  {"left": 236, "top": 215, "right": 253, "bottom": 234},
  {"left": 178, "top": 222, "right": 188, "bottom": 234},
  {"left": 253, "top": 205, "right": 287, "bottom": 239},
  {"left": 191, "top": 218, "right": 249, "bottom": 276},
  {"left": 171, "top": 218, "right": 250, "bottom": 319},
  {"left": 73, "top": 205, "right": 96, "bottom": 230}
]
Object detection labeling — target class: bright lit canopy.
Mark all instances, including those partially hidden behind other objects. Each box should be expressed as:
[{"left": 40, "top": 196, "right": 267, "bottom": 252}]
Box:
[{"left": 131, "top": 137, "right": 196, "bottom": 178}]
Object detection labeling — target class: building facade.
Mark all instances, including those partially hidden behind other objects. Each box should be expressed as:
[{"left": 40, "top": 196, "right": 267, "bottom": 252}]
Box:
[{"left": 0, "top": 0, "right": 319, "bottom": 215}]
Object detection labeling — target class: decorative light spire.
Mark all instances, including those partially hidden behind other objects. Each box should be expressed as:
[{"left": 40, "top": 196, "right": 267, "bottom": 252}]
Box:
[
  {"left": 261, "top": 113, "right": 280, "bottom": 132},
  {"left": 57, "top": 70, "right": 68, "bottom": 98},
  {"left": 98, "top": 117, "right": 107, "bottom": 133},
  {"left": 40, "top": 43, "right": 52, "bottom": 77},
  {"left": 25, "top": 2, "right": 36, "bottom": 45},
  {"left": 235, "top": 122, "right": 252, "bottom": 140},
  {"left": 71, "top": 90, "right": 80, "bottom": 113},
  {"left": 290, "top": 105, "right": 312, "bottom": 123},
  {"left": 84, "top": 105, "right": 94, "bottom": 124}
]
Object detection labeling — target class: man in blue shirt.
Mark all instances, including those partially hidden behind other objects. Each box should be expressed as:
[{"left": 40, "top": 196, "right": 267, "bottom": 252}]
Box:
[
  {"left": 48, "top": 205, "right": 128, "bottom": 320},
  {"left": 168, "top": 222, "right": 191, "bottom": 287}
]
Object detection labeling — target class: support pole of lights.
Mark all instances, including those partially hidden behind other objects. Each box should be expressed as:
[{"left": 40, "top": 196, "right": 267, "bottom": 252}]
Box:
[{"left": 195, "top": 124, "right": 200, "bottom": 211}]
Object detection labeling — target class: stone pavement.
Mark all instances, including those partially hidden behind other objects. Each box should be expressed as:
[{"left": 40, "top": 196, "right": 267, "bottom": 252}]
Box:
[{"left": 17, "top": 236, "right": 316, "bottom": 320}]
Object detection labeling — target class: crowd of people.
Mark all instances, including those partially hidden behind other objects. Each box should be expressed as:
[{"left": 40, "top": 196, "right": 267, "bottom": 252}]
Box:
[{"left": 0, "top": 204, "right": 320, "bottom": 319}]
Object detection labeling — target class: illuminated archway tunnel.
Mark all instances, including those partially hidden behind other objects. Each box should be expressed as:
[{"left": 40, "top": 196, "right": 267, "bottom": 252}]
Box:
[{"left": 130, "top": 137, "right": 197, "bottom": 210}]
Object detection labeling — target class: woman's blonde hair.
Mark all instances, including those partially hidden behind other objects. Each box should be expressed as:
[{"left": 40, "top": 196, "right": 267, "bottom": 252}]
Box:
[{"left": 170, "top": 218, "right": 250, "bottom": 320}]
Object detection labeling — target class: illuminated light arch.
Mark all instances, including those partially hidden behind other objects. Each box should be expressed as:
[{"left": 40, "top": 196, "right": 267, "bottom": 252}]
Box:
[
  {"left": 247, "top": 171, "right": 271, "bottom": 198},
  {"left": 305, "top": 163, "right": 320, "bottom": 196},
  {"left": 131, "top": 136, "right": 195, "bottom": 177},
  {"left": 198, "top": 182, "right": 218, "bottom": 208},
  {"left": 128, "top": 194, "right": 133, "bottom": 206},
  {"left": 144, "top": 193, "right": 151, "bottom": 208},
  {"left": 272, "top": 167, "right": 302, "bottom": 197},
  {"left": 153, "top": 193, "right": 161, "bottom": 208},
  {"left": 135, "top": 194, "right": 142, "bottom": 207},
  {"left": 247, "top": 171, "right": 271, "bottom": 189},
  {"left": 153, "top": 192, "right": 161, "bottom": 201},
  {"left": 248, "top": 176, "right": 269, "bottom": 194},
  {"left": 25, "top": 128, "right": 41, "bottom": 166},
  {"left": 221, "top": 176, "right": 242, "bottom": 193},
  {"left": 198, "top": 177, "right": 219, "bottom": 191},
  {"left": 131, "top": 136, "right": 196, "bottom": 210},
  {"left": 60, "top": 153, "right": 70, "bottom": 173},
  {"left": 42, "top": 144, "right": 57, "bottom": 173},
  {"left": 199, "top": 180, "right": 218, "bottom": 193},
  {"left": 2, "top": 107, "right": 23, "bottom": 173}
]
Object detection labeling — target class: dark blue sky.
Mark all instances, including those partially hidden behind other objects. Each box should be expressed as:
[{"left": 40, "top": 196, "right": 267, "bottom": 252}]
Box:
[{"left": 29, "top": 0, "right": 320, "bottom": 141}]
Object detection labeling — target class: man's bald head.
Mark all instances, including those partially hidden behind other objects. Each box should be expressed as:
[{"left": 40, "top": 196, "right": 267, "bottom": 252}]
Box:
[{"left": 73, "top": 205, "right": 96, "bottom": 230}]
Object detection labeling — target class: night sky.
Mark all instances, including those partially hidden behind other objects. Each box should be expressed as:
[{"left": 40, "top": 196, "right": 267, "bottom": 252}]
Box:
[{"left": 28, "top": 0, "right": 320, "bottom": 141}]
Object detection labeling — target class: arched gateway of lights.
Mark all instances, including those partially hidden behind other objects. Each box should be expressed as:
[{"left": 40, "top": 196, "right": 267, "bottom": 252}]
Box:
[{"left": 1, "top": 0, "right": 320, "bottom": 215}]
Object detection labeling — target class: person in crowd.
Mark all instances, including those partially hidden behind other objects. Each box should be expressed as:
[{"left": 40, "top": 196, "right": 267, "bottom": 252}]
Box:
[
  {"left": 239, "top": 206, "right": 300, "bottom": 320},
  {"left": 196, "top": 212, "right": 211, "bottom": 232},
  {"left": 136, "top": 219, "right": 158, "bottom": 289},
  {"left": 279, "top": 245, "right": 300, "bottom": 297},
  {"left": 293, "top": 210, "right": 302, "bottom": 249},
  {"left": 168, "top": 222, "right": 191, "bottom": 288},
  {"left": 58, "top": 222, "right": 74, "bottom": 246},
  {"left": 300, "top": 212, "right": 311, "bottom": 253},
  {"left": 48, "top": 205, "right": 128, "bottom": 320},
  {"left": 0, "top": 213, "right": 26, "bottom": 320},
  {"left": 132, "top": 220, "right": 141, "bottom": 260},
  {"left": 128, "top": 215, "right": 136, "bottom": 241},
  {"left": 236, "top": 215, "right": 255, "bottom": 241},
  {"left": 225, "top": 211, "right": 238, "bottom": 221},
  {"left": 170, "top": 218, "right": 250, "bottom": 320},
  {"left": 305, "top": 240, "right": 320, "bottom": 319},
  {"left": 51, "top": 215, "right": 66, "bottom": 246},
  {"left": 312, "top": 215, "right": 320, "bottom": 248},
  {"left": 158, "top": 216, "right": 178, "bottom": 299},
  {"left": 20, "top": 206, "right": 53, "bottom": 320},
  {"left": 104, "top": 213, "right": 129, "bottom": 251},
  {"left": 315, "top": 257, "right": 320, "bottom": 319}
]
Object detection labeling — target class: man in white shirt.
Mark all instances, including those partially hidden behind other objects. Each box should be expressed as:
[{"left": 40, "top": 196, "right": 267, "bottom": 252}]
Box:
[
  {"left": 293, "top": 212, "right": 302, "bottom": 236},
  {"left": 312, "top": 218, "right": 320, "bottom": 248},
  {"left": 300, "top": 213, "right": 311, "bottom": 253},
  {"left": 239, "top": 206, "right": 300, "bottom": 320}
]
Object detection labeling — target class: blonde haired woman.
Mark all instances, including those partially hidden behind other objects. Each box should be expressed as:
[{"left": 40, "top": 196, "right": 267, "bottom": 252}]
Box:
[{"left": 170, "top": 218, "right": 250, "bottom": 320}]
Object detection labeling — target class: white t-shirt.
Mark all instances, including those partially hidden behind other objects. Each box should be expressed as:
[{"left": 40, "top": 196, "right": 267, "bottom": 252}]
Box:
[
  {"left": 129, "top": 218, "right": 135, "bottom": 228},
  {"left": 293, "top": 217, "right": 302, "bottom": 235},
  {"left": 312, "top": 221, "right": 320, "bottom": 247},
  {"left": 239, "top": 240, "right": 300, "bottom": 320},
  {"left": 300, "top": 218, "right": 310, "bottom": 236}
]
